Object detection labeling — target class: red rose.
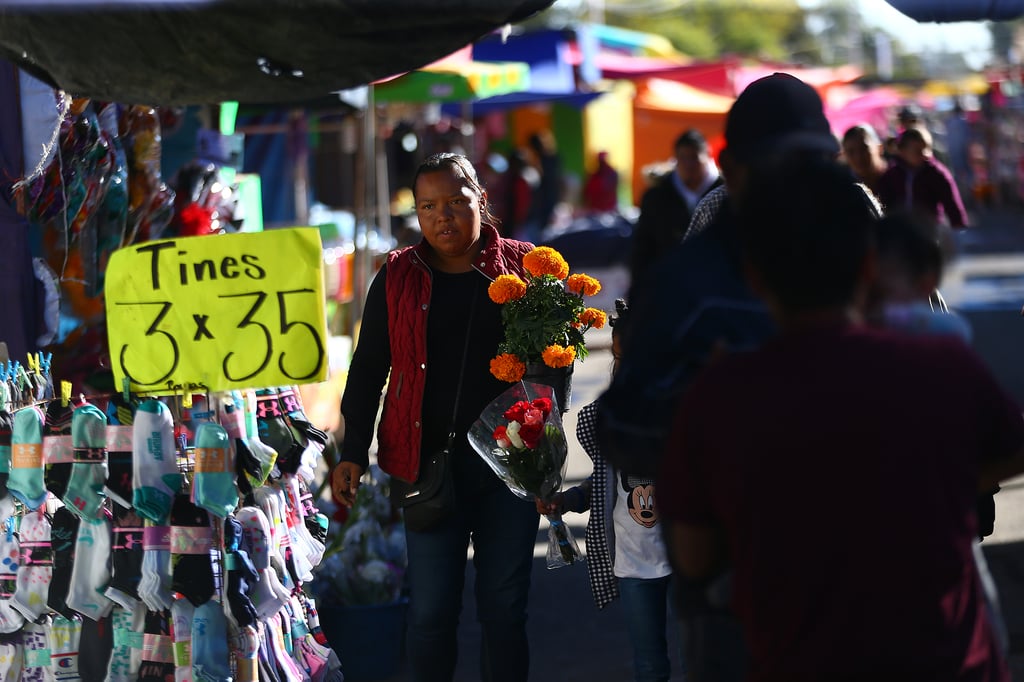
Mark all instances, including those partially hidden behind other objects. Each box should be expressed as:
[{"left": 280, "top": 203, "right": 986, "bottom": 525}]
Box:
[
  {"left": 523, "top": 408, "right": 543, "bottom": 426},
  {"left": 519, "top": 421, "right": 543, "bottom": 449},
  {"left": 503, "top": 400, "right": 531, "bottom": 423},
  {"left": 531, "top": 398, "right": 552, "bottom": 417}
]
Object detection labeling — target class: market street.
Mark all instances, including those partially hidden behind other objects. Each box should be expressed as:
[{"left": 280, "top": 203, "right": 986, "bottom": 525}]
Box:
[{"left": 365, "top": 204, "right": 1024, "bottom": 681}]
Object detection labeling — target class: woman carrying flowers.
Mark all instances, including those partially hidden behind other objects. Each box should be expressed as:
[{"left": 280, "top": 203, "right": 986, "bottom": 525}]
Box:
[{"left": 329, "top": 153, "right": 540, "bottom": 682}]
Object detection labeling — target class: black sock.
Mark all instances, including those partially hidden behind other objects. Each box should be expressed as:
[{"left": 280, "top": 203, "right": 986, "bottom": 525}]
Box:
[
  {"left": 46, "top": 506, "right": 80, "bottom": 619},
  {"left": 169, "top": 494, "right": 215, "bottom": 607},
  {"left": 108, "top": 502, "right": 144, "bottom": 603}
]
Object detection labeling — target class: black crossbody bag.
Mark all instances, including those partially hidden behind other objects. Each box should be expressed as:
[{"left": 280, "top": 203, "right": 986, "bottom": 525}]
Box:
[{"left": 390, "top": 288, "right": 476, "bottom": 532}]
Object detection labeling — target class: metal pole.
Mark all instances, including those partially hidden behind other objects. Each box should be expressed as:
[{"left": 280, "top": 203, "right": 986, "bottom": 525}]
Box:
[{"left": 376, "top": 101, "right": 392, "bottom": 247}]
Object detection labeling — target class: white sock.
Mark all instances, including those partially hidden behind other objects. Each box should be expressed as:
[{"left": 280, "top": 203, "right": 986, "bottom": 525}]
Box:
[
  {"left": 231, "top": 623, "right": 260, "bottom": 682},
  {"left": 66, "top": 516, "right": 115, "bottom": 621},
  {"left": 12, "top": 506, "right": 52, "bottom": 622},
  {"left": 171, "top": 599, "right": 194, "bottom": 682},
  {"left": 132, "top": 400, "right": 180, "bottom": 525},
  {"left": 0, "top": 518, "right": 26, "bottom": 633},
  {"left": 236, "top": 506, "right": 287, "bottom": 619},
  {"left": 285, "top": 476, "right": 325, "bottom": 568},
  {"left": 0, "top": 637, "right": 22, "bottom": 680},
  {"left": 106, "top": 605, "right": 145, "bottom": 682},
  {"left": 21, "top": 619, "right": 50, "bottom": 681},
  {"left": 48, "top": 614, "right": 83, "bottom": 681},
  {"left": 138, "top": 523, "right": 172, "bottom": 613}
]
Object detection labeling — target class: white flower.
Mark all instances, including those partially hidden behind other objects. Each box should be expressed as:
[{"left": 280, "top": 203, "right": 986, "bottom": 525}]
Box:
[
  {"left": 506, "top": 420, "right": 525, "bottom": 449},
  {"left": 358, "top": 559, "right": 393, "bottom": 585}
]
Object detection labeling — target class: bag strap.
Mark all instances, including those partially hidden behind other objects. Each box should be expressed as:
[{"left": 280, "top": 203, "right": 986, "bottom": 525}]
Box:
[{"left": 446, "top": 286, "right": 478, "bottom": 450}]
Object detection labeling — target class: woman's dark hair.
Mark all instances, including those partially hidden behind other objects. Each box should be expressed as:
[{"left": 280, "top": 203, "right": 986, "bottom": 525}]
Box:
[
  {"left": 413, "top": 152, "right": 500, "bottom": 229},
  {"left": 674, "top": 129, "right": 708, "bottom": 154},
  {"left": 739, "top": 156, "right": 878, "bottom": 311}
]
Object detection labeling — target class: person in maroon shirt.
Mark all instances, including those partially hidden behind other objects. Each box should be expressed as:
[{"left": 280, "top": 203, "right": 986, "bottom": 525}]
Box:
[
  {"left": 876, "top": 126, "right": 969, "bottom": 228},
  {"left": 659, "top": 157, "right": 1022, "bottom": 682}
]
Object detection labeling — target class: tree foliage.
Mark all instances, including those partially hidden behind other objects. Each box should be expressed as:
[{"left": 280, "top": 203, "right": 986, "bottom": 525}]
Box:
[{"left": 603, "top": 0, "right": 817, "bottom": 62}]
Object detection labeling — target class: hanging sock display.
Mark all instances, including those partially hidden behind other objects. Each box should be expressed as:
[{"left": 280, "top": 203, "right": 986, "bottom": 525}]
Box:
[
  {"left": 105, "top": 502, "right": 144, "bottom": 611},
  {"left": 107, "top": 605, "right": 145, "bottom": 682},
  {"left": 0, "top": 517, "right": 26, "bottom": 634},
  {"left": 191, "top": 600, "right": 231, "bottom": 682},
  {"left": 223, "top": 515, "right": 258, "bottom": 628},
  {"left": 46, "top": 505, "right": 81, "bottom": 619},
  {"left": 63, "top": 402, "right": 109, "bottom": 521},
  {"left": 237, "top": 506, "right": 288, "bottom": 619},
  {"left": 10, "top": 406, "right": 47, "bottom": 510},
  {"left": 132, "top": 399, "right": 179, "bottom": 525},
  {"left": 21, "top": 620, "right": 51, "bottom": 681},
  {"left": 170, "top": 598, "right": 194, "bottom": 682},
  {"left": 138, "top": 520, "right": 173, "bottom": 613},
  {"left": 192, "top": 421, "right": 238, "bottom": 519},
  {"left": 48, "top": 614, "right": 84, "bottom": 681},
  {"left": 43, "top": 399, "right": 74, "bottom": 501},
  {"left": 104, "top": 399, "right": 135, "bottom": 509},
  {"left": 169, "top": 494, "right": 215, "bottom": 607},
  {"left": 11, "top": 507, "right": 53, "bottom": 622},
  {"left": 66, "top": 511, "right": 115, "bottom": 621},
  {"left": 138, "top": 610, "right": 175, "bottom": 682}
]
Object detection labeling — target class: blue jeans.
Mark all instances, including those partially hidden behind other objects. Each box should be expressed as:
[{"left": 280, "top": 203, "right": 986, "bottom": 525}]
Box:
[
  {"left": 618, "top": 576, "right": 673, "bottom": 682},
  {"left": 405, "top": 483, "right": 539, "bottom": 682}
]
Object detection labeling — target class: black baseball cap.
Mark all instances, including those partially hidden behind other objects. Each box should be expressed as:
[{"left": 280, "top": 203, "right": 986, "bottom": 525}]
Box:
[{"left": 724, "top": 73, "right": 839, "bottom": 163}]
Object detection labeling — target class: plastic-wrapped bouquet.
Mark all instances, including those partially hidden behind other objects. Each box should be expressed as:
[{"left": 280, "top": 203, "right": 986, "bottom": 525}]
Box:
[
  {"left": 310, "top": 465, "right": 407, "bottom": 606},
  {"left": 469, "top": 382, "right": 582, "bottom": 568}
]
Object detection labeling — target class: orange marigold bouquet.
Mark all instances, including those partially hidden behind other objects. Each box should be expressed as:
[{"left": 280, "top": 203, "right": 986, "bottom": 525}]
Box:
[{"left": 488, "top": 246, "right": 606, "bottom": 384}]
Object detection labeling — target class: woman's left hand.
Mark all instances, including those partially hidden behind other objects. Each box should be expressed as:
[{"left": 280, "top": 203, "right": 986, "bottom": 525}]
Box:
[{"left": 331, "top": 462, "right": 364, "bottom": 507}]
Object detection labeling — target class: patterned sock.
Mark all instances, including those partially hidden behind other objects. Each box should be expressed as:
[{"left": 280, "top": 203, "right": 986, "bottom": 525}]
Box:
[
  {"left": 66, "top": 513, "right": 115, "bottom": 621},
  {"left": 137, "top": 521, "right": 173, "bottom": 613},
  {"left": 169, "top": 495, "right": 215, "bottom": 607},
  {"left": 20, "top": 620, "right": 50, "bottom": 682},
  {"left": 43, "top": 399, "right": 74, "bottom": 500},
  {"left": 47, "top": 506, "right": 81, "bottom": 619},
  {"left": 12, "top": 506, "right": 53, "bottom": 621},
  {"left": 105, "top": 502, "right": 144, "bottom": 611},
  {"left": 48, "top": 614, "right": 84, "bottom": 681},
  {"left": 104, "top": 403, "right": 135, "bottom": 509},
  {"left": 192, "top": 600, "right": 231, "bottom": 682},
  {"left": 237, "top": 506, "right": 287, "bottom": 619},
  {"left": 192, "top": 422, "right": 238, "bottom": 518},
  {"left": 0, "top": 517, "right": 25, "bottom": 633},
  {"left": 256, "top": 388, "right": 304, "bottom": 476},
  {"left": 132, "top": 400, "right": 180, "bottom": 525},
  {"left": 223, "top": 515, "right": 258, "bottom": 627},
  {"left": 0, "top": 637, "right": 22, "bottom": 680},
  {"left": 232, "top": 623, "right": 260, "bottom": 682},
  {"left": 106, "top": 605, "right": 145, "bottom": 682},
  {"left": 276, "top": 387, "right": 327, "bottom": 485},
  {"left": 170, "top": 598, "right": 194, "bottom": 682},
  {"left": 10, "top": 406, "right": 47, "bottom": 510},
  {"left": 138, "top": 609, "right": 175, "bottom": 682},
  {"left": 63, "top": 403, "right": 109, "bottom": 521}
]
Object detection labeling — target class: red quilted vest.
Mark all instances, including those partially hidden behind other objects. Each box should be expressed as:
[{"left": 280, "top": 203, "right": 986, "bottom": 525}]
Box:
[{"left": 378, "top": 224, "right": 532, "bottom": 482}]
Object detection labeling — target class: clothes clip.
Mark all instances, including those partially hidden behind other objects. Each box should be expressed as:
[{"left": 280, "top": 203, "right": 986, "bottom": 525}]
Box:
[
  {"left": 60, "top": 381, "right": 72, "bottom": 408},
  {"left": 25, "top": 354, "right": 37, "bottom": 375},
  {"left": 182, "top": 391, "right": 193, "bottom": 409},
  {"left": 40, "top": 353, "right": 52, "bottom": 375}
]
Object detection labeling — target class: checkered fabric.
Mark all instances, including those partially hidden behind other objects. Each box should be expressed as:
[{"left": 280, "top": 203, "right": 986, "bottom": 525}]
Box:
[{"left": 577, "top": 401, "right": 619, "bottom": 610}]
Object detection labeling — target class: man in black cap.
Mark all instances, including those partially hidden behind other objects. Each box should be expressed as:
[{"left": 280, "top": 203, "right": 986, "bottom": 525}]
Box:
[{"left": 597, "top": 72, "right": 863, "bottom": 682}]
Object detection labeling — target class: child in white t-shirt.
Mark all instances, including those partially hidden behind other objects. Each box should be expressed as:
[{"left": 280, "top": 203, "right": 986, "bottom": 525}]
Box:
[{"left": 538, "top": 299, "right": 677, "bottom": 682}]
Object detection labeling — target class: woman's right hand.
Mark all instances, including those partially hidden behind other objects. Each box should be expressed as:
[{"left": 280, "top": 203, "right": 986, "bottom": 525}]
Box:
[
  {"left": 535, "top": 493, "right": 563, "bottom": 516},
  {"left": 331, "top": 462, "right": 364, "bottom": 507}
]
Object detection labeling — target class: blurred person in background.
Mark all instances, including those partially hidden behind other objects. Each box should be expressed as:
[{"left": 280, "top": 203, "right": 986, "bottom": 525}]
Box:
[
  {"left": 583, "top": 150, "right": 620, "bottom": 213},
  {"left": 842, "top": 123, "right": 889, "bottom": 196},
  {"left": 630, "top": 129, "right": 722, "bottom": 296},
  {"left": 877, "top": 126, "right": 968, "bottom": 228}
]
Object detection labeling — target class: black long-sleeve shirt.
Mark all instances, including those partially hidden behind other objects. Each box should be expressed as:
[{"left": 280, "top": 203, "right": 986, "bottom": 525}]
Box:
[{"left": 339, "top": 263, "right": 509, "bottom": 493}]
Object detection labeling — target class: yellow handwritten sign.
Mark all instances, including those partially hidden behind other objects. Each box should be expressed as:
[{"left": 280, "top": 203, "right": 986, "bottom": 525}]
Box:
[{"left": 105, "top": 228, "right": 327, "bottom": 393}]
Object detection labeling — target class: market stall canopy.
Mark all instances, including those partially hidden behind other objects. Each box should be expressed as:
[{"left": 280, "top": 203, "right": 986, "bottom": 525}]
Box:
[
  {"left": 374, "top": 54, "right": 531, "bottom": 103},
  {"left": 884, "top": 0, "right": 1024, "bottom": 20},
  {"left": 0, "top": 0, "right": 554, "bottom": 105}
]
